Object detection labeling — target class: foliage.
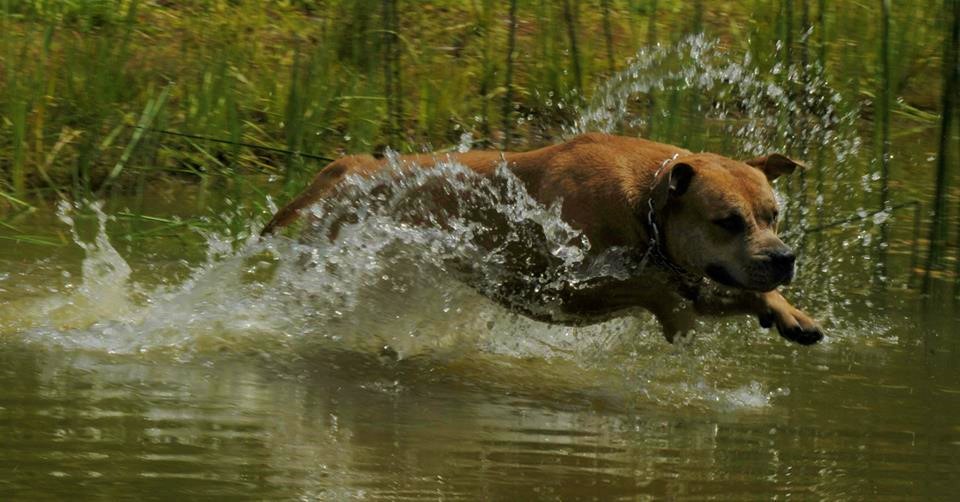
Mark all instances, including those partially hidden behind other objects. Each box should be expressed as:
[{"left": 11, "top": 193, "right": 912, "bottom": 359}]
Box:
[{"left": 0, "top": 0, "right": 949, "bottom": 205}]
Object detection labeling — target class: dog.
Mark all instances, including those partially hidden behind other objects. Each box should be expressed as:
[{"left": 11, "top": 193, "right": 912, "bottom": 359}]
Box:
[{"left": 261, "top": 133, "right": 823, "bottom": 345}]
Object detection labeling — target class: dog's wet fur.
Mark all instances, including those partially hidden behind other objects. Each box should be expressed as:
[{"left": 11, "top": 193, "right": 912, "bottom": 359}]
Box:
[{"left": 262, "top": 134, "right": 823, "bottom": 345}]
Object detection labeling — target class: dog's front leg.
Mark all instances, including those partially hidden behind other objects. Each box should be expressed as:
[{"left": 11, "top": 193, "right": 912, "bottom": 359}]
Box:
[
  {"left": 651, "top": 296, "right": 697, "bottom": 344},
  {"left": 694, "top": 289, "right": 823, "bottom": 345},
  {"left": 756, "top": 290, "right": 823, "bottom": 345},
  {"left": 558, "top": 278, "right": 698, "bottom": 344}
]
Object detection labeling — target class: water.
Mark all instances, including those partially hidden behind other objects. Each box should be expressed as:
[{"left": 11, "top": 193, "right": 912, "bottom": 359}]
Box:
[{"left": 2, "top": 38, "right": 960, "bottom": 500}]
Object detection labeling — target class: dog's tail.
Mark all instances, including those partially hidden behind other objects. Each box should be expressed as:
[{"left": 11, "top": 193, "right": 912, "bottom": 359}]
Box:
[{"left": 260, "top": 158, "right": 358, "bottom": 237}]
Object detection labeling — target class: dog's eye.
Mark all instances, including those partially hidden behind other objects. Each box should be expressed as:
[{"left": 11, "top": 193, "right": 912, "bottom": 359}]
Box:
[{"left": 713, "top": 214, "right": 746, "bottom": 234}]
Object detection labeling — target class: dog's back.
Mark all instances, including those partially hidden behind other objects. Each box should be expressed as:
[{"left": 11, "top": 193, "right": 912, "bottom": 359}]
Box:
[{"left": 261, "top": 134, "right": 689, "bottom": 242}]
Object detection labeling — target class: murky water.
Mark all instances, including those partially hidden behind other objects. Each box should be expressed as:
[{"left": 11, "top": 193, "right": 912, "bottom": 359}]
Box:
[{"left": 2, "top": 38, "right": 960, "bottom": 500}]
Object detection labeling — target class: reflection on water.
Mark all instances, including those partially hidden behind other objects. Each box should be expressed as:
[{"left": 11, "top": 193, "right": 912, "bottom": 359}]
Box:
[
  {"left": 2, "top": 319, "right": 959, "bottom": 499},
  {"left": 2, "top": 38, "right": 960, "bottom": 500}
]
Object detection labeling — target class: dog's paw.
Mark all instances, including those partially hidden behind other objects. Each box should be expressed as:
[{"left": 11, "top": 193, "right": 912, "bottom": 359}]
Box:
[{"left": 772, "top": 305, "right": 823, "bottom": 345}]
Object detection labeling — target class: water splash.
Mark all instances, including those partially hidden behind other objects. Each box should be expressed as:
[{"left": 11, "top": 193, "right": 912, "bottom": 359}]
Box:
[
  {"left": 0, "top": 36, "right": 883, "bottom": 412},
  {"left": 573, "top": 35, "right": 859, "bottom": 157},
  {"left": 570, "top": 35, "right": 890, "bottom": 324},
  {"left": 0, "top": 170, "right": 789, "bottom": 412},
  {"left": 571, "top": 36, "right": 863, "bottom": 243}
]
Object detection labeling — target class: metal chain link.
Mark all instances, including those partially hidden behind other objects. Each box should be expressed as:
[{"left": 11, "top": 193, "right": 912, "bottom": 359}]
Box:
[{"left": 636, "top": 155, "right": 705, "bottom": 288}]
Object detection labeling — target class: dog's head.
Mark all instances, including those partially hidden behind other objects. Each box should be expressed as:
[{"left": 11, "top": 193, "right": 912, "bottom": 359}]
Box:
[{"left": 649, "top": 152, "right": 804, "bottom": 291}]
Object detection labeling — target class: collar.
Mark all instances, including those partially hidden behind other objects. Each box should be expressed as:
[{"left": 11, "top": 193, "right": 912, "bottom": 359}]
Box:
[{"left": 635, "top": 161, "right": 705, "bottom": 290}]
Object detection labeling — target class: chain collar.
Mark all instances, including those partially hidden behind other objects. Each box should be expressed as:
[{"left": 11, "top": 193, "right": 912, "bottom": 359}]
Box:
[{"left": 635, "top": 156, "right": 705, "bottom": 289}]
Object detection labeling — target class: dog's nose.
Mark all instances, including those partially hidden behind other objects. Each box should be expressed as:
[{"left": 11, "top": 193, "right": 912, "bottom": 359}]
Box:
[{"left": 767, "top": 249, "right": 796, "bottom": 270}]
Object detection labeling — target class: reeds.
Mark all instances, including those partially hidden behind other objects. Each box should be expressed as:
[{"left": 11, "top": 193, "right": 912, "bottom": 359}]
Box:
[
  {"left": 562, "top": 0, "right": 583, "bottom": 94},
  {"left": 0, "top": 0, "right": 953, "bottom": 290},
  {"left": 601, "top": 0, "right": 615, "bottom": 74},
  {"left": 0, "top": 1, "right": 947, "bottom": 196},
  {"left": 381, "top": 0, "right": 402, "bottom": 146},
  {"left": 876, "top": 0, "right": 892, "bottom": 280},
  {"left": 502, "top": 0, "right": 519, "bottom": 149},
  {"left": 924, "top": 0, "right": 959, "bottom": 294}
]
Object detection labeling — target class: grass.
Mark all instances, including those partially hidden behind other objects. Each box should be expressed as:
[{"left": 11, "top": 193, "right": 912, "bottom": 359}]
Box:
[
  {"left": 0, "top": 0, "right": 956, "bottom": 294},
  {"left": 0, "top": 0, "right": 948, "bottom": 203}
]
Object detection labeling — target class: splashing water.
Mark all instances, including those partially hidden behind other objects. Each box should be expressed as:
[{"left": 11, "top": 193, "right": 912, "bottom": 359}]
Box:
[
  {"left": 569, "top": 36, "right": 885, "bottom": 324},
  {"left": 0, "top": 36, "right": 880, "bottom": 412},
  {"left": 572, "top": 35, "right": 859, "bottom": 159},
  {"left": 571, "top": 36, "right": 863, "bottom": 247}
]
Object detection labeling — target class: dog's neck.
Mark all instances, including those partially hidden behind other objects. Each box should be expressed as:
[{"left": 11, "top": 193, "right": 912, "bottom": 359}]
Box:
[
  {"left": 637, "top": 183, "right": 704, "bottom": 291},
  {"left": 641, "top": 210, "right": 702, "bottom": 278}
]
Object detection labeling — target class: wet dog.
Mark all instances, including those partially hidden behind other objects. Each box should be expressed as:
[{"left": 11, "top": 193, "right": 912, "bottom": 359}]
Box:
[{"left": 262, "top": 133, "right": 823, "bottom": 345}]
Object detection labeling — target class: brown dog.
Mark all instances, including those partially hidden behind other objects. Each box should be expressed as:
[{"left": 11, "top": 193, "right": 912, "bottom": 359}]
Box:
[{"left": 262, "top": 133, "right": 823, "bottom": 345}]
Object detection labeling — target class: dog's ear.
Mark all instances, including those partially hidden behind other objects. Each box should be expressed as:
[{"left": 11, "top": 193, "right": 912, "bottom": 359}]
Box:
[
  {"left": 650, "top": 161, "right": 696, "bottom": 214},
  {"left": 667, "top": 162, "right": 695, "bottom": 197},
  {"left": 744, "top": 154, "right": 806, "bottom": 181}
]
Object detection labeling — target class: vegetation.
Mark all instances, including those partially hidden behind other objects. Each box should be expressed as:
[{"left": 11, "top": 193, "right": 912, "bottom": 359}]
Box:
[
  {"left": 0, "top": 1, "right": 948, "bottom": 199},
  {"left": 0, "top": 0, "right": 956, "bottom": 290}
]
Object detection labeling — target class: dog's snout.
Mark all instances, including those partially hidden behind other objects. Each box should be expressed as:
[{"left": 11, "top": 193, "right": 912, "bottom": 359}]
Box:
[{"left": 767, "top": 249, "right": 796, "bottom": 269}]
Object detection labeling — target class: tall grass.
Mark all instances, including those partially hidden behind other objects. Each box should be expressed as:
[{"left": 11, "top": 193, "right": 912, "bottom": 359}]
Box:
[
  {"left": 924, "top": 0, "right": 960, "bottom": 293},
  {"left": 0, "top": 0, "right": 952, "bottom": 278},
  {"left": 876, "top": 0, "right": 892, "bottom": 280},
  {"left": 502, "top": 0, "right": 519, "bottom": 149},
  {"left": 0, "top": 0, "right": 955, "bottom": 298},
  {"left": 601, "top": 0, "right": 615, "bottom": 74},
  {"left": 561, "top": 0, "right": 583, "bottom": 94}
]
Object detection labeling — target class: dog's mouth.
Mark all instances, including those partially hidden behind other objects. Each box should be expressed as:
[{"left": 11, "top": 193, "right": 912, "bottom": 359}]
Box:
[
  {"left": 705, "top": 263, "right": 793, "bottom": 291},
  {"left": 705, "top": 264, "right": 744, "bottom": 289}
]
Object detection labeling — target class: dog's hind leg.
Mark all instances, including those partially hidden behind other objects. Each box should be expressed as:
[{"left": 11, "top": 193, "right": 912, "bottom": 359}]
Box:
[{"left": 260, "top": 155, "right": 375, "bottom": 236}]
